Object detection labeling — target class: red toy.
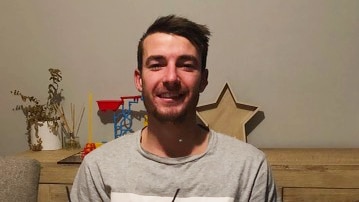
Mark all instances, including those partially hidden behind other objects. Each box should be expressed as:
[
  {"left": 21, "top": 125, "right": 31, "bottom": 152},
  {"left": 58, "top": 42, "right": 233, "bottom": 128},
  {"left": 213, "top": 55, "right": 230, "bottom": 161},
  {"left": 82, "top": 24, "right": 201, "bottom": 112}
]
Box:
[{"left": 81, "top": 143, "right": 96, "bottom": 159}]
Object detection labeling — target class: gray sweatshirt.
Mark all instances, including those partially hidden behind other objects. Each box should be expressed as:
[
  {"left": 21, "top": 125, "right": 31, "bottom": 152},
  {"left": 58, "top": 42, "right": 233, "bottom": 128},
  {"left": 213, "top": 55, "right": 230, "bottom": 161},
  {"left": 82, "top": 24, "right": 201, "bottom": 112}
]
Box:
[{"left": 71, "top": 130, "right": 277, "bottom": 201}]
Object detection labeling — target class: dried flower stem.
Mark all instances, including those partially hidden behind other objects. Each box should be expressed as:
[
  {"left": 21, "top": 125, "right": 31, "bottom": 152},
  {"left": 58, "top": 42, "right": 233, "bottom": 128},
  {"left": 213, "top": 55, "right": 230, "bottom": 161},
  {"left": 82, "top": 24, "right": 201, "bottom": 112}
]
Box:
[
  {"left": 59, "top": 106, "right": 71, "bottom": 133},
  {"left": 76, "top": 107, "right": 85, "bottom": 137}
]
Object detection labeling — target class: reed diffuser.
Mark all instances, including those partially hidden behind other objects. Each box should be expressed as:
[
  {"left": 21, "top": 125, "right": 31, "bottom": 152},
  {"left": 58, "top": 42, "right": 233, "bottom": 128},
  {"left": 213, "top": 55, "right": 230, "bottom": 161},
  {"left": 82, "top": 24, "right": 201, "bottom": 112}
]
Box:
[{"left": 57, "top": 104, "right": 85, "bottom": 149}]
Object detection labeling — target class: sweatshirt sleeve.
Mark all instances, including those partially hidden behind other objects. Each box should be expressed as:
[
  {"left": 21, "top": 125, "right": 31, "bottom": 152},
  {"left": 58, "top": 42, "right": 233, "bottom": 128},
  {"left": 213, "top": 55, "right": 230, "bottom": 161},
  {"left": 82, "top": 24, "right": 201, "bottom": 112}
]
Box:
[{"left": 249, "top": 157, "right": 278, "bottom": 202}]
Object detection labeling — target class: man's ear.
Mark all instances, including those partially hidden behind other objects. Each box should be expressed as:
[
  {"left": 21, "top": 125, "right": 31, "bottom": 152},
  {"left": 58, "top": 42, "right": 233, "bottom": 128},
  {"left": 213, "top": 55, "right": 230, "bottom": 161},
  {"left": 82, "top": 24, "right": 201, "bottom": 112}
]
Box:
[
  {"left": 134, "top": 69, "right": 142, "bottom": 92},
  {"left": 199, "top": 69, "right": 208, "bottom": 93}
]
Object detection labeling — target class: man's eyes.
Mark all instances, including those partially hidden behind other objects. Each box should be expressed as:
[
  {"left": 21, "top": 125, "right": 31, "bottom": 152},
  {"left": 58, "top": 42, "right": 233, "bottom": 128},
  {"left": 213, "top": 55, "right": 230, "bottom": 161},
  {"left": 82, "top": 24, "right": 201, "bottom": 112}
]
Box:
[
  {"left": 146, "top": 61, "right": 198, "bottom": 70},
  {"left": 148, "top": 63, "right": 164, "bottom": 70},
  {"left": 179, "top": 63, "right": 199, "bottom": 71},
  {"left": 182, "top": 63, "right": 196, "bottom": 68}
]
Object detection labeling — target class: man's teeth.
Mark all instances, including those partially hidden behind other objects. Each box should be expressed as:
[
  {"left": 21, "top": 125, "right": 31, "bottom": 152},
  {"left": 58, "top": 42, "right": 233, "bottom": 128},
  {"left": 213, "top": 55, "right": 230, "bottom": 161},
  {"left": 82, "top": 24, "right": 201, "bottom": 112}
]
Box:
[{"left": 160, "top": 93, "right": 180, "bottom": 98}]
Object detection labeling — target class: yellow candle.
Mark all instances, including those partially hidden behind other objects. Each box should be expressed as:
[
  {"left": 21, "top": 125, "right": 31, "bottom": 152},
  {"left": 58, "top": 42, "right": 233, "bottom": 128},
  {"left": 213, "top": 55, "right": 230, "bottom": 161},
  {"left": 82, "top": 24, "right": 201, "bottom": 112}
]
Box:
[{"left": 88, "top": 92, "right": 93, "bottom": 143}]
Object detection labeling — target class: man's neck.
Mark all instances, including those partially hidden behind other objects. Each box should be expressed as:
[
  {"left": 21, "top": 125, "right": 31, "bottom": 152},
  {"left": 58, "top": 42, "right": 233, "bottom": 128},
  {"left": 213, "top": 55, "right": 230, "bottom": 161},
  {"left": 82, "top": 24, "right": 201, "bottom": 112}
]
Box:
[{"left": 140, "top": 117, "right": 209, "bottom": 158}]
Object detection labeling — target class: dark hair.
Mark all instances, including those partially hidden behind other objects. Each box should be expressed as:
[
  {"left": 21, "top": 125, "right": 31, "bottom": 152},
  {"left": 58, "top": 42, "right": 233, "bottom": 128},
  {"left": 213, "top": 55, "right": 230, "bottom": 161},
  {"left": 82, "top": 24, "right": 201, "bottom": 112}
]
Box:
[{"left": 137, "top": 15, "right": 211, "bottom": 72}]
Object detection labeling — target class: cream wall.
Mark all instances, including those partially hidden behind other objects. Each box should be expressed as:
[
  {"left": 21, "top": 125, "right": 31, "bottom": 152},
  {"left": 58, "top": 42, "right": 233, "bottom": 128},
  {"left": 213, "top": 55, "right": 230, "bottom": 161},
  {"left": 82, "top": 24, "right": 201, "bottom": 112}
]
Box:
[{"left": 1, "top": 0, "right": 358, "bottom": 155}]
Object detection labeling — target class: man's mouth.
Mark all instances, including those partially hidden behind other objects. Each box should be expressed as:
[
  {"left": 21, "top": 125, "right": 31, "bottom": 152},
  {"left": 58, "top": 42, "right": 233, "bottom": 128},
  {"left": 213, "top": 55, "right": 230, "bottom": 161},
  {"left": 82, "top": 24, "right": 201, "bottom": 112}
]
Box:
[{"left": 157, "top": 92, "right": 184, "bottom": 100}]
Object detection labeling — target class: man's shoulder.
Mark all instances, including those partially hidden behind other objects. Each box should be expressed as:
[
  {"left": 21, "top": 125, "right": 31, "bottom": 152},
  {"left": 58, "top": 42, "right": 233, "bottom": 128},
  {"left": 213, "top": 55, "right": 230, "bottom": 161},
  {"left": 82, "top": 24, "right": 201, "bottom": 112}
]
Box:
[
  {"left": 82, "top": 131, "right": 140, "bottom": 163},
  {"left": 211, "top": 130, "right": 265, "bottom": 160}
]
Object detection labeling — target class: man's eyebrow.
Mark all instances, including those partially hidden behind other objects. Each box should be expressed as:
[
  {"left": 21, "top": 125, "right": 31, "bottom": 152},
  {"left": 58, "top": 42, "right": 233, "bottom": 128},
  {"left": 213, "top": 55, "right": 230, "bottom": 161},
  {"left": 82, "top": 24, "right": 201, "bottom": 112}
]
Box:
[{"left": 145, "top": 55, "right": 165, "bottom": 66}]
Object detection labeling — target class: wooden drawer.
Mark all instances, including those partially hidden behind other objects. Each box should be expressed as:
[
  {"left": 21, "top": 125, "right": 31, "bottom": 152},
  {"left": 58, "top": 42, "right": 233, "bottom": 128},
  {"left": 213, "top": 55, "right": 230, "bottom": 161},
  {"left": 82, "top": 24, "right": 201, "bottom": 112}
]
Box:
[
  {"left": 38, "top": 184, "right": 72, "bottom": 202},
  {"left": 283, "top": 188, "right": 359, "bottom": 202},
  {"left": 271, "top": 165, "right": 359, "bottom": 189},
  {"left": 39, "top": 162, "right": 79, "bottom": 184}
]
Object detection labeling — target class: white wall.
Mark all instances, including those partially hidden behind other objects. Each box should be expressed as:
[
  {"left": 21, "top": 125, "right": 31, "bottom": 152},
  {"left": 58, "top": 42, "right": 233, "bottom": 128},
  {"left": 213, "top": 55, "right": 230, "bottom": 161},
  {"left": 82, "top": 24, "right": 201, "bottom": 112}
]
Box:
[{"left": 1, "top": 0, "right": 358, "bottom": 155}]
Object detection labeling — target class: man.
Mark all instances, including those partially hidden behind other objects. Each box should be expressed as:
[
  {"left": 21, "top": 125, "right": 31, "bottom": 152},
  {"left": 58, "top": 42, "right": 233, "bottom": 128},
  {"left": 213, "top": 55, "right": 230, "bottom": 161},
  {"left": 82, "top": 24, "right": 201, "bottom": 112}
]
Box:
[{"left": 71, "top": 15, "right": 277, "bottom": 201}]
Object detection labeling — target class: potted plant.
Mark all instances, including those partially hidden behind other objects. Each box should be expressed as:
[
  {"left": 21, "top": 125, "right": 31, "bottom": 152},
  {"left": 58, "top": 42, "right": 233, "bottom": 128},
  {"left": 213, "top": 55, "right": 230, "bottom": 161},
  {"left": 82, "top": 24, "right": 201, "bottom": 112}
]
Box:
[{"left": 11, "top": 68, "right": 64, "bottom": 151}]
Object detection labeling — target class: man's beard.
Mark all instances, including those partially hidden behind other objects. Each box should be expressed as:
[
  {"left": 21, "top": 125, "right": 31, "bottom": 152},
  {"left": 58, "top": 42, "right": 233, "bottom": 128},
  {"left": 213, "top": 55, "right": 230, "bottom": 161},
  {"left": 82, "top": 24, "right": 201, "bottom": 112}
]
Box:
[{"left": 142, "top": 90, "right": 200, "bottom": 124}]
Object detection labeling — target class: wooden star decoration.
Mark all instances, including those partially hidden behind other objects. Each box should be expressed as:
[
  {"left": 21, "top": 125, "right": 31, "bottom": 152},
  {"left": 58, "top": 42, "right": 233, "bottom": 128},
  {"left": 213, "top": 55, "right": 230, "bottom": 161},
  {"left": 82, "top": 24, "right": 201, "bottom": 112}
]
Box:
[{"left": 196, "top": 83, "right": 260, "bottom": 142}]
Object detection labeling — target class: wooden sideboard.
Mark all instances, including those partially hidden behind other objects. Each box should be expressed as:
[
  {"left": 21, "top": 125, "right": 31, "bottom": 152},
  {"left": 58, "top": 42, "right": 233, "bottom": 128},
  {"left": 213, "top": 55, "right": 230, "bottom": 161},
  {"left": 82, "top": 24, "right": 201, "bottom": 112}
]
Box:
[
  {"left": 17, "top": 149, "right": 81, "bottom": 202},
  {"left": 264, "top": 148, "right": 359, "bottom": 201},
  {"left": 17, "top": 148, "right": 359, "bottom": 201}
]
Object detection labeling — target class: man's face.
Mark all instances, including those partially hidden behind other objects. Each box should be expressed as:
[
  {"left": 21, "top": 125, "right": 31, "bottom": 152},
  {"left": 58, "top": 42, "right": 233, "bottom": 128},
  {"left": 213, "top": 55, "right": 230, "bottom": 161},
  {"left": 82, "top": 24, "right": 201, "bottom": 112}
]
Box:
[{"left": 134, "top": 33, "right": 208, "bottom": 123}]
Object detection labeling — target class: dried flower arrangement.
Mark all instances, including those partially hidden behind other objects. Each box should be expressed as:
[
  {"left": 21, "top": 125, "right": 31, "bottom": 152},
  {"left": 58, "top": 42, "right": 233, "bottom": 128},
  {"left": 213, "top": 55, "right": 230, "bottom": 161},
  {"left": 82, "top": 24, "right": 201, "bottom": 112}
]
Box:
[{"left": 11, "top": 68, "right": 64, "bottom": 151}]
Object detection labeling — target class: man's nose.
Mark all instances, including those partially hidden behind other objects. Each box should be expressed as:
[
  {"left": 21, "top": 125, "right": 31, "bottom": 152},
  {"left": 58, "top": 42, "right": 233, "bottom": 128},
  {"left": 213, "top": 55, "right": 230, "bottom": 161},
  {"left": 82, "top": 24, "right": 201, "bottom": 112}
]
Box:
[
  {"left": 163, "top": 65, "right": 179, "bottom": 82},
  {"left": 163, "top": 65, "right": 180, "bottom": 88}
]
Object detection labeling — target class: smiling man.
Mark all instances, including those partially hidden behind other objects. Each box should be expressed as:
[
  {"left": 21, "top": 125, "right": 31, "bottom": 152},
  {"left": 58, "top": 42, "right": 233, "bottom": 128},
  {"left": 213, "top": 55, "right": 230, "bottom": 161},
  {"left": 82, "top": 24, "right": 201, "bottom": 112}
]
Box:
[{"left": 71, "top": 15, "right": 277, "bottom": 202}]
